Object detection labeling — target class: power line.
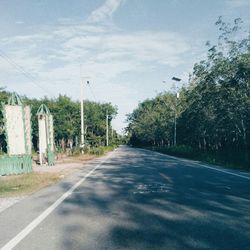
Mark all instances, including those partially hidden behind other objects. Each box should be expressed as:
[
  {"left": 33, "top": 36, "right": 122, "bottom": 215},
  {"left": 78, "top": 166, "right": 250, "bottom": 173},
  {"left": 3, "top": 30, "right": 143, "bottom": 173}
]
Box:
[
  {"left": 0, "top": 50, "right": 52, "bottom": 95},
  {"left": 0, "top": 49, "right": 53, "bottom": 96}
]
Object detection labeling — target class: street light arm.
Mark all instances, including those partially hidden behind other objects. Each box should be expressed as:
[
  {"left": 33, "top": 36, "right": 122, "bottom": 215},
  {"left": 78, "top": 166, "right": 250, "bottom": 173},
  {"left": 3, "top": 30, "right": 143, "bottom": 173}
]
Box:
[{"left": 172, "top": 77, "right": 181, "bottom": 82}]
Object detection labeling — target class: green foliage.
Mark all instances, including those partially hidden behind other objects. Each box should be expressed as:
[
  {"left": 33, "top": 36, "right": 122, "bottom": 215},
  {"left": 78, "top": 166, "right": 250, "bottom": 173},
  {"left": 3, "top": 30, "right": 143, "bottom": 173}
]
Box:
[
  {"left": 127, "top": 18, "right": 250, "bottom": 169},
  {"left": 126, "top": 93, "right": 177, "bottom": 146},
  {"left": 0, "top": 92, "right": 119, "bottom": 153},
  {"left": 26, "top": 95, "right": 119, "bottom": 150},
  {"left": 88, "top": 146, "right": 105, "bottom": 155},
  {"left": 84, "top": 145, "right": 116, "bottom": 156},
  {"left": 0, "top": 89, "right": 9, "bottom": 152},
  {"left": 165, "top": 145, "right": 194, "bottom": 156},
  {"left": 147, "top": 145, "right": 197, "bottom": 159}
]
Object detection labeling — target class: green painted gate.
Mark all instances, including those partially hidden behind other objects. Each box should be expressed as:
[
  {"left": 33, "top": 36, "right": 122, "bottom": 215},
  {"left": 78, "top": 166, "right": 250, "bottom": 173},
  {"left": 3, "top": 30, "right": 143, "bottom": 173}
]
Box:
[{"left": 0, "top": 155, "right": 32, "bottom": 175}]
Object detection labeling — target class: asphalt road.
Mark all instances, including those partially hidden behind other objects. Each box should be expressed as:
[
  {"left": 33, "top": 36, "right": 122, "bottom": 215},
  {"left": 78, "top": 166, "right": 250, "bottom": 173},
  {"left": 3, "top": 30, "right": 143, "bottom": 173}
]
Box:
[{"left": 1, "top": 146, "right": 250, "bottom": 250}]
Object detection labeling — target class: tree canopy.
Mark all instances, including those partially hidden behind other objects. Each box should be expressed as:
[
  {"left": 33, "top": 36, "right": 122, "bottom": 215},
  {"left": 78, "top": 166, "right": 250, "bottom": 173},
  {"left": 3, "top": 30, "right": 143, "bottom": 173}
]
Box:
[
  {"left": 126, "top": 18, "right": 250, "bottom": 167},
  {"left": 0, "top": 92, "right": 119, "bottom": 152}
]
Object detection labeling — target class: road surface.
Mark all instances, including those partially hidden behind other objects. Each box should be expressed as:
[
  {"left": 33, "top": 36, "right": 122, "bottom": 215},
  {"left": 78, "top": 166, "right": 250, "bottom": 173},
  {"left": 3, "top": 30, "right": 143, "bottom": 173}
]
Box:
[{"left": 1, "top": 146, "right": 250, "bottom": 249}]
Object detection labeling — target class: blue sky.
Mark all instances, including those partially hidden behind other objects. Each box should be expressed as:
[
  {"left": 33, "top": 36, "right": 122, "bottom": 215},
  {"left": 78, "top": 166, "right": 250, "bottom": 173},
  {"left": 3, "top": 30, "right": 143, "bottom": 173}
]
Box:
[{"left": 0, "top": 0, "right": 249, "bottom": 133}]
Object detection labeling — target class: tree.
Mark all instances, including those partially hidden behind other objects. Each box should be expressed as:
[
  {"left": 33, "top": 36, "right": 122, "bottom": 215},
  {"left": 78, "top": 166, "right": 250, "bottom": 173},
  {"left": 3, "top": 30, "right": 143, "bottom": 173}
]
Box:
[
  {"left": 0, "top": 90, "right": 118, "bottom": 153},
  {"left": 126, "top": 17, "right": 250, "bottom": 167}
]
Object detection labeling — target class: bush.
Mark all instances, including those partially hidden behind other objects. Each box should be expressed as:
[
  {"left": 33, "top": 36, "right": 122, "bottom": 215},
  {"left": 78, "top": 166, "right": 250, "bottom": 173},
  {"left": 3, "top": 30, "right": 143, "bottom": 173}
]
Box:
[
  {"left": 70, "top": 145, "right": 117, "bottom": 157},
  {"left": 145, "top": 145, "right": 249, "bottom": 171},
  {"left": 89, "top": 147, "right": 105, "bottom": 156},
  {"left": 149, "top": 145, "right": 196, "bottom": 158},
  {"left": 166, "top": 145, "right": 194, "bottom": 156}
]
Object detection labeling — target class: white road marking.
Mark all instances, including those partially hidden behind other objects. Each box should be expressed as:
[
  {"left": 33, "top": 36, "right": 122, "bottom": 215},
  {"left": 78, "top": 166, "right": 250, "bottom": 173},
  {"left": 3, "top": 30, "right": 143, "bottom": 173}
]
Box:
[
  {"left": 1, "top": 152, "right": 114, "bottom": 250},
  {"left": 139, "top": 148, "right": 250, "bottom": 180},
  {"left": 194, "top": 163, "right": 250, "bottom": 180}
]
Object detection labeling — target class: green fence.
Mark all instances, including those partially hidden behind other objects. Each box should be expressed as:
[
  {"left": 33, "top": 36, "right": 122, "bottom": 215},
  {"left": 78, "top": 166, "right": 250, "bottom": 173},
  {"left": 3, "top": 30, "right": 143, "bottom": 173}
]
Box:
[{"left": 0, "top": 155, "right": 32, "bottom": 176}]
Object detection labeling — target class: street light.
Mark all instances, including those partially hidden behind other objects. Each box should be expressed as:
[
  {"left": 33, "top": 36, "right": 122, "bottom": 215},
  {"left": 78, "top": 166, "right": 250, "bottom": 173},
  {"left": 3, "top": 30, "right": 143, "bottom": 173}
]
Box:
[
  {"left": 106, "top": 112, "right": 112, "bottom": 147},
  {"left": 80, "top": 77, "right": 90, "bottom": 153},
  {"left": 106, "top": 111, "right": 109, "bottom": 147},
  {"left": 172, "top": 77, "right": 181, "bottom": 82},
  {"left": 172, "top": 77, "right": 181, "bottom": 147},
  {"left": 163, "top": 77, "right": 181, "bottom": 147}
]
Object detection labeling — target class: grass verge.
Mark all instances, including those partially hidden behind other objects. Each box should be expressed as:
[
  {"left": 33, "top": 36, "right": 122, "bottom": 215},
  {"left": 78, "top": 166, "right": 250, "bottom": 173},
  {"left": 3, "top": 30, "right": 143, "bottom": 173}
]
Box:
[
  {"left": 0, "top": 146, "right": 118, "bottom": 198},
  {"left": 0, "top": 172, "right": 61, "bottom": 198},
  {"left": 73, "top": 145, "right": 117, "bottom": 157},
  {"left": 144, "top": 145, "right": 250, "bottom": 172}
]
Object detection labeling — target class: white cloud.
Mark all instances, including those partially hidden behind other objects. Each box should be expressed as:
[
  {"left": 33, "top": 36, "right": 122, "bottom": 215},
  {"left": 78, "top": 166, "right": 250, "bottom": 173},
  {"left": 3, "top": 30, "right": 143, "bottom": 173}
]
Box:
[
  {"left": 87, "top": 0, "right": 125, "bottom": 23},
  {"left": 15, "top": 20, "right": 24, "bottom": 25},
  {"left": 61, "top": 30, "right": 190, "bottom": 67},
  {"left": 1, "top": 34, "right": 52, "bottom": 45},
  {"left": 226, "top": 0, "right": 250, "bottom": 7},
  {"left": 0, "top": 8, "right": 194, "bottom": 133}
]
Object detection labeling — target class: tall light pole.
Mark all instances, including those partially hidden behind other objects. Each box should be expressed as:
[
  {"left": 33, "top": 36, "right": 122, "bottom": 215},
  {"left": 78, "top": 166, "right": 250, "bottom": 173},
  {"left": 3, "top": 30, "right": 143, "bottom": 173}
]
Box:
[
  {"left": 106, "top": 111, "right": 109, "bottom": 147},
  {"left": 80, "top": 79, "right": 84, "bottom": 152},
  {"left": 171, "top": 77, "right": 181, "bottom": 147},
  {"left": 80, "top": 77, "right": 89, "bottom": 153}
]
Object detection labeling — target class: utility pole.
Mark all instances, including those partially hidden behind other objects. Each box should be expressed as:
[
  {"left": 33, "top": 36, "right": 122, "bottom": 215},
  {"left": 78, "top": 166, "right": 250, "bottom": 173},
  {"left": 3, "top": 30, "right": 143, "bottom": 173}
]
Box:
[
  {"left": 163, "top": 77, "right": 181, "bottom": 146},
  {"left": 171, "top": 77, "right": 181, "bottom": 147},
  {"left": 80, "top": 79, "right": 84, "bottom": 153},
  {"left": 174, "top": 112, "right": 177, "bottom": 147},
  {"left": 106, "top": 111, "right": 109, "bottom": 147},
  {"left": 80, "top": 70, "right": 89, "bottom": 153}
]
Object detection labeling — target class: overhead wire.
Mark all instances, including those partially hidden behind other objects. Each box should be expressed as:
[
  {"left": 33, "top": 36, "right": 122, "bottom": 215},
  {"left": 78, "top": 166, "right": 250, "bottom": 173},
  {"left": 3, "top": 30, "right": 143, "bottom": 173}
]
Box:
[{"left": 0, "top": 49, "right": 53, "bottom": 96}]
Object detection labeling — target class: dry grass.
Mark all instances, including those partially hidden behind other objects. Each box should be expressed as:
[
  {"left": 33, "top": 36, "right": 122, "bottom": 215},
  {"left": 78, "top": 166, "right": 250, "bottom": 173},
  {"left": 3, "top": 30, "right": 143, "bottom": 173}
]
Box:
[
  {"left": 0, "top": 148, "right": 116, "bottom": 198},
  {"left": 0, "top": 172, "right": 61, "bottom": 197}
]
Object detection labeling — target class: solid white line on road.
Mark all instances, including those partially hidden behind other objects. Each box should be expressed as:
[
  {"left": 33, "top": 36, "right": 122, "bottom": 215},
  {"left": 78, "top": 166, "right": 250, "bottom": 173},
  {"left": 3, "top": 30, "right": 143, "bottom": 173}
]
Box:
[
  {"left": 1, "top": 152, "right": 114, "bottom": 250},
  {"left": 139, "top": 148, "right": 250, "bottom": 180},
  {"left": 194, "top": 163, "right": 250, "bottom": 180}
]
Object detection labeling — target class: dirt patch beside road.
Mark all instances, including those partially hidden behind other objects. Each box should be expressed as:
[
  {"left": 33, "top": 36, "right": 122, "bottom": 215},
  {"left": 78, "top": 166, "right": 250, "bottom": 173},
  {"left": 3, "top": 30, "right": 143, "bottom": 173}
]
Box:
[
  {"left": 0, "top": 154, "right": 98, "bottom": 213},
  {"left": 0, "top": 150, "right": 114, "bottom": 213},
  {"left": 0, "top": 154, "right": 98, "bottom": 198},
  {"left": 33, "top": 154, "right": 97, "bottom": 175}
]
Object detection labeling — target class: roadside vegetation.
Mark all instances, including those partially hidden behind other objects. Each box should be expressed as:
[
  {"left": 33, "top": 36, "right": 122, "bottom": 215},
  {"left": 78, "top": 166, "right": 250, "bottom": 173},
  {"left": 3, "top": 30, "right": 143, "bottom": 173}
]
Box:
[
  {"left": 0, "top": 145, "right": 117, "bottom": 197},
  {"left": 126, "top": 18, "right": 250, "bottom": 170},
  {"left": 0, "top": 91, "right": 120, "bottom": 197},
  {"left": 0, "top": 172, "right": 61, "bottom": 197},
  {"left": 0, "top": 91, "right": 121, "bottom": 156}
]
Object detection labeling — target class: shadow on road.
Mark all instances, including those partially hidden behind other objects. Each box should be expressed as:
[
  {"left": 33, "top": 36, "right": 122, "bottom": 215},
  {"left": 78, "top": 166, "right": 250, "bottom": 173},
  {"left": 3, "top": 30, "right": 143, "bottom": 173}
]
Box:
[{"left": 58, "top": 146, "right": 250, "bottom": 249}]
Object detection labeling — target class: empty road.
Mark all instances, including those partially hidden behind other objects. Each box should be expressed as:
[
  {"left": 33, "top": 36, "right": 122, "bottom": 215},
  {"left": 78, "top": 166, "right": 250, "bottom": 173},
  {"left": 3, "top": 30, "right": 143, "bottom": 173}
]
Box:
[{"left": 1, "top": 146, "right": 250, "bottom": 249}]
